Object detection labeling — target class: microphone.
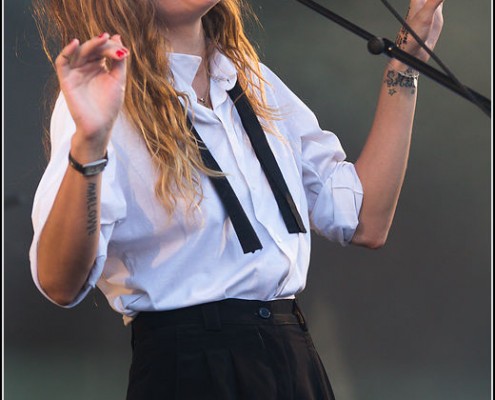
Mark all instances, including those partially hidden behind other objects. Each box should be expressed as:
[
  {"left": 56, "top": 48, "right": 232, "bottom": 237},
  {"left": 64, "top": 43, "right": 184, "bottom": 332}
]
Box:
[{"left": 367, "top": 37, "right": 385, "bottom": 55}]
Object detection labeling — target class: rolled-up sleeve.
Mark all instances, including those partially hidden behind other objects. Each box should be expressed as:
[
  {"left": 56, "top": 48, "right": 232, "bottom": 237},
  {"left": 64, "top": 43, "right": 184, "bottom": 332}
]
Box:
[
  {"left": 29, "top": 93, "right": 126, "bottom": 307},
  {"left": 261, "top": 64, "right": 363, "bottom": 245},
  {"left": 304, "top": 154, "right": 363, "bottom": 245},
  {"left": 299, "top": 115, "right": 363, "bottom": 245}
]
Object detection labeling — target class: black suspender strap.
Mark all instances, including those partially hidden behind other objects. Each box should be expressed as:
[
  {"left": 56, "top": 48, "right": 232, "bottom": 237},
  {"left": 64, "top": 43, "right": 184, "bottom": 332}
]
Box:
[
  {"left": 228, "top": 82, "right": 307, "bottom": 234},
  {"left": 187, "top": 118, "right": 263, "bottom": 254}
]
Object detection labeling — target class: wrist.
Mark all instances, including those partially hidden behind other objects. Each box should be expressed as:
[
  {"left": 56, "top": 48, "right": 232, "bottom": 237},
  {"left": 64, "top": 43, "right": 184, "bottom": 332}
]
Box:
[
  {"left": 383, "top": 64, "right": 419, "bottom": 96},
  {"left": 68, "top": 151, "right": 108, "bottom": 177},
  {"left": 70, "top": 132, "right": 108, "bottom": 164},
  {"left": 387, "top": 60, "right": 420, "bottom": 79}
]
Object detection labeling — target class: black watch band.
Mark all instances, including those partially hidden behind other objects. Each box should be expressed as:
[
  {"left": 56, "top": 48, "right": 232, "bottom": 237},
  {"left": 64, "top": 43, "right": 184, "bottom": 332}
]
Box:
[{"left": 68, "top": 151, "right": 108, "bottom": 176}]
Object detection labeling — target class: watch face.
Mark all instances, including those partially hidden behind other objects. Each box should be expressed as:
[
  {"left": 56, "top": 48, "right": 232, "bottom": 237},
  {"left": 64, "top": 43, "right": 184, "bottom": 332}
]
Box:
[
  {"left": 69, "top": 152, "right": 109, "bottom": 176},
  {"left": 84, "top": 160, "right": 108, "bottom": 176}
]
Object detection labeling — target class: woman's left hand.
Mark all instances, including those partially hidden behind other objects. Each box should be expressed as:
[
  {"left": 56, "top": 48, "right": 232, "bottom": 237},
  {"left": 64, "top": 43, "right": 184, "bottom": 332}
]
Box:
[{"left": 395, "top": 0, "right": 444, "bottom": 62}]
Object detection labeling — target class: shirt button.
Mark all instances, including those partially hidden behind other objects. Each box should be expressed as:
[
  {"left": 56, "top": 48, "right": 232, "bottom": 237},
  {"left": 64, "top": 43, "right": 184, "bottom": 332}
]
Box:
[{"left": 258, "top": 307, "right": 271, "bottom": 319}]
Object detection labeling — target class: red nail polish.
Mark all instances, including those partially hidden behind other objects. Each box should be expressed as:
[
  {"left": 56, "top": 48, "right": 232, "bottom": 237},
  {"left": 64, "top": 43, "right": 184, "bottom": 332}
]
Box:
[
  {"left": 98, "top": 33, "right": 107, "bottom": 38},
  {"left": 116, "top": 49, "right": 126, "bottom": 58}
]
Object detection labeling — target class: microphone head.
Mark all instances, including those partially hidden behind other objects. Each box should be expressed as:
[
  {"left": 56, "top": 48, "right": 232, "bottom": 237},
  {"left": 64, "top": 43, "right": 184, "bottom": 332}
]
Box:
[{"left": 367, "top": 37, "right": 385, "bottom": 55}]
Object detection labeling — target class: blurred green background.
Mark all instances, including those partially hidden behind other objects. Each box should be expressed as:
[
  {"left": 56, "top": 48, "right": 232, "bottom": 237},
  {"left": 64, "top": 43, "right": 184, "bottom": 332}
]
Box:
[{"left": 4, "top": 0, "right": 491, "bottom": 399}]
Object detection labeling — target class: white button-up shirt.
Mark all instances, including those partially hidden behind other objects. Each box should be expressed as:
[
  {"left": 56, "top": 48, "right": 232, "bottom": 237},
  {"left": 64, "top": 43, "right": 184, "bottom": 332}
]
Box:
[{"left": 30, "top": 50, "right": 363, "bottom": 324}]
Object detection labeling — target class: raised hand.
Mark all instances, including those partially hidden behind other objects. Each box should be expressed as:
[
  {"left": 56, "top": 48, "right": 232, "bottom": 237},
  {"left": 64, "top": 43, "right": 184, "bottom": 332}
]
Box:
[
  {"left": 396, "top": 0, "right": 444, "bottom": 62},
  {"left": 55, "top": 33, "right": 129, "bottom": 157}
]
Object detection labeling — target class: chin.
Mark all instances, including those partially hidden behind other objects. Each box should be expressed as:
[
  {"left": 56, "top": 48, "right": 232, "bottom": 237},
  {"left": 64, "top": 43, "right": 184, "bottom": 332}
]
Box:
[{"left": 157, "top": 0, "right": 221, "bottom": 24}]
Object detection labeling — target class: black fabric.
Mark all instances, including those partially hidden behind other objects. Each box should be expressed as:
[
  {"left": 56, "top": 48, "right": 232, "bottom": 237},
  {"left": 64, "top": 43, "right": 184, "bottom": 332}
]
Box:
[
  {"left": 187, "top": 81, "right": 307, "bottom": 254},
  {"left": 188, "top": 120, "right": 263, "bottom": 254},
  {"left": 126, "top": 299, "right": 336, "bottom": 400},
  {"left": 227, "top": 82, "right": 307, "bottom": 234}
]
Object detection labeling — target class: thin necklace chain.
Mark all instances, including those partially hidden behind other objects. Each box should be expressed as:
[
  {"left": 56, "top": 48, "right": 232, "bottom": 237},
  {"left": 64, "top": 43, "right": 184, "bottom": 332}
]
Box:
[{"left": 197, "top": 58, "right": 211, "bottom": 107}]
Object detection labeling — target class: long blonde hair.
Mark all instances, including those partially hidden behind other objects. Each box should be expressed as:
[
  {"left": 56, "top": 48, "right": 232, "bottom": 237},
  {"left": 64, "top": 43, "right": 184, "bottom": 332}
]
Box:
[{"left": 33, "top": 0, "right": 273, "bottom": 213}]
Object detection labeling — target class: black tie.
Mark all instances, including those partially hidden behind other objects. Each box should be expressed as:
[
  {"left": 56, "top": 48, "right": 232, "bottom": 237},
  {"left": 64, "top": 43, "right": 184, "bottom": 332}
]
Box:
[
  {"left": 227, "top": 82, "right": 307, "bottom": 234},
  {"left": 188, "top": 81, "right": 307, "bottom": 254},
  {"left": 188, "top": 119, "right": 263, "bottom": 254}
]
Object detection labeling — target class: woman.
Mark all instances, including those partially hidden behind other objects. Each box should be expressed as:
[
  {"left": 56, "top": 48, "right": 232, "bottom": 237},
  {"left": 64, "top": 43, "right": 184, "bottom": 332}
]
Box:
[{"left": 30, "top": 0, "right": 444, "bottom": 398}]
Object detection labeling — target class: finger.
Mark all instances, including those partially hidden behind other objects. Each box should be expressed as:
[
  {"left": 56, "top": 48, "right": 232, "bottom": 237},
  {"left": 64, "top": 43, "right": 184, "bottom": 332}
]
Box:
[
  {"left": 110, "top": 34, "right": 123, "bottom": 45},
  {"left": 108, "top": 51, "right": 128, "bottom": 83},
  {"left": 55, "top": 38, "right": 80, "bottom": 73},
  {"left": 70, "top": 33, "right": 112, "bottom": 68},
  {"left": 106, "top": 34, "right": 129, "bottom": 61},
  {"left": 85, "top": 33, "right": 127, "bottom": 83},
  {"left": 106, "top": 35, "right": 128, "bottom": 79},
  {"left": 78, "top": 35, "right": 129, "bottom": 67}
]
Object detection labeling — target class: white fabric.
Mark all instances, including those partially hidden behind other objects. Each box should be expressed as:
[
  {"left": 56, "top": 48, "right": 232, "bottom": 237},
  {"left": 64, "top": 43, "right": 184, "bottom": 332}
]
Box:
[{"left": 30, "top": 50, "right": 363, "bottom": 324}]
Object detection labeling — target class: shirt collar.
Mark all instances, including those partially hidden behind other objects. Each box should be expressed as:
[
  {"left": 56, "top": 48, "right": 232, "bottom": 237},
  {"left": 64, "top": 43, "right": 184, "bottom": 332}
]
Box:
[
  {"left": 168, "top": 52, "right": 203, "bottom": 90},
  {"left": 209, "top": 49, "right": 237, "bottom": 91},
  {"left": 168, "top": 49, "right": 237, "bottom": 93}
]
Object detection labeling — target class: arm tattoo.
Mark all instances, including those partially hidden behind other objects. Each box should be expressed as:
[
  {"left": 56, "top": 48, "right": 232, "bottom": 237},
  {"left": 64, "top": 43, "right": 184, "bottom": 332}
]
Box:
[
  {"left": 384, "top": 69, "right": 417, "bottom": 96},
  {"left": 395, "top": 7, "right": 411, "bottom": 49},
  {"left": 395, "top": 28, "right": 410, "bottom": 49},
  {"left": 86, "top": 182, "right": 98, "bottom": 236}
]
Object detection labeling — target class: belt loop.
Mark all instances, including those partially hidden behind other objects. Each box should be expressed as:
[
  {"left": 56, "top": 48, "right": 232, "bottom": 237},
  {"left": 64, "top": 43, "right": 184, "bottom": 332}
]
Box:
[
  {"left": 293, "top": 299, "right": 308, "bottom": 332},
  {"left": 201, "top": 302, "right": 222, "bottom": 331}
]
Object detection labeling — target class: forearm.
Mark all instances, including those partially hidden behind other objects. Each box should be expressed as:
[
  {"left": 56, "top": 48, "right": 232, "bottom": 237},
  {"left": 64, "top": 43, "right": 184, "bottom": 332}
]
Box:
[
  {"left": 34, "top": 32, "right": 128, "bottom": 304},
  {"left": 349, "top": 0, "right": 443, "bottom": 248},
  {"left": 37, "top": 136, "right": 105, "bottom": 305},
  {"left": 352, "top": 60, "right": 418, "bottom": 247}
]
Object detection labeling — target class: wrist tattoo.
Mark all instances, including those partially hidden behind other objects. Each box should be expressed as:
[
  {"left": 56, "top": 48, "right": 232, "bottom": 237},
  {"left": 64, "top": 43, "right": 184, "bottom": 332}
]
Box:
[
  {"left": 395, "top": 7, "right": 411, "bottom": 49},
  {"left": 86, "top": 182, "right": 98, "bottom": 236},
  {"left": 384, "top": 69, "right": 417, "bottom": 96},
  {"left": 395, "top": 28, "right": 409, "bottom": 49}
]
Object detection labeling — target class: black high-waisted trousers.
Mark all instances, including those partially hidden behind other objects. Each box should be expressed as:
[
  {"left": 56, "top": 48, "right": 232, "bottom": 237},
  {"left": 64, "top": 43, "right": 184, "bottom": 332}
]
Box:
[{"left": 126, "top": 298, "right": 336, "bottom": 400}]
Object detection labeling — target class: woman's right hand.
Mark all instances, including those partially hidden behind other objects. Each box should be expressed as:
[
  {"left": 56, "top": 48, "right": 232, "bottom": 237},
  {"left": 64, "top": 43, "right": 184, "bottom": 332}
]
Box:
[{"left": 55, "top": 33, "right": 129, "bottom": 159}]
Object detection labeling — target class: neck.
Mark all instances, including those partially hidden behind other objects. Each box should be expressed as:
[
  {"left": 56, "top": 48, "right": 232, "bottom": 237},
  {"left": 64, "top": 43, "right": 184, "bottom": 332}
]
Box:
[{"left": 164, "top": 20, "right": 207, "bottom": 57}]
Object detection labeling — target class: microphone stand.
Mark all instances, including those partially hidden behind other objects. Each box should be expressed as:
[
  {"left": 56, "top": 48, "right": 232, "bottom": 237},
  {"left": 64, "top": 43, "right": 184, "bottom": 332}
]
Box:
[{"left": 294, "top": 0, "right": 491, "bottom": 117}]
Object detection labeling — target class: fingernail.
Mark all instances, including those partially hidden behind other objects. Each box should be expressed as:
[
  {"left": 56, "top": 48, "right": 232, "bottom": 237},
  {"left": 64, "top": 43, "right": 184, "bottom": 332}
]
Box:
[
  {"left": 116, "top": 49, "right": 127, "bottom": 58},
  {"left": 98, "top": 32, "right": 107, "bottom": 38}
]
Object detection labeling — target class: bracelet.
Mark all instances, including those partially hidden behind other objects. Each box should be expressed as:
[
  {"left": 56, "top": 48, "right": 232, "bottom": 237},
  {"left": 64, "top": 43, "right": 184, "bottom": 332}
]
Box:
[{"left": 397, "top": 67, "right": 420, "bottom": 80}]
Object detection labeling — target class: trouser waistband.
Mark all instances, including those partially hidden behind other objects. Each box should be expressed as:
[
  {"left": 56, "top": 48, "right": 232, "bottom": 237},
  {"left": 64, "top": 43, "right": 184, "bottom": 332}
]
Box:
[{"left": 132, "top": 298, "right": 308, "bottom": 334}]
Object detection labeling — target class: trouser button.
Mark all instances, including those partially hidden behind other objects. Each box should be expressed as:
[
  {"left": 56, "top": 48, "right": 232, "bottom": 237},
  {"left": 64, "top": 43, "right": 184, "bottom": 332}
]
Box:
[{"left": 258, "top": 307, "right": 271, "bottom": 319}]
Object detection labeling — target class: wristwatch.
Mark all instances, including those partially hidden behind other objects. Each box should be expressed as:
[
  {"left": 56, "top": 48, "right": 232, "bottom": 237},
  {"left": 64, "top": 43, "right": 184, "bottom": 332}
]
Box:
[{"left": 68, "top": 151, "right": 108, "bottom": 176}]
